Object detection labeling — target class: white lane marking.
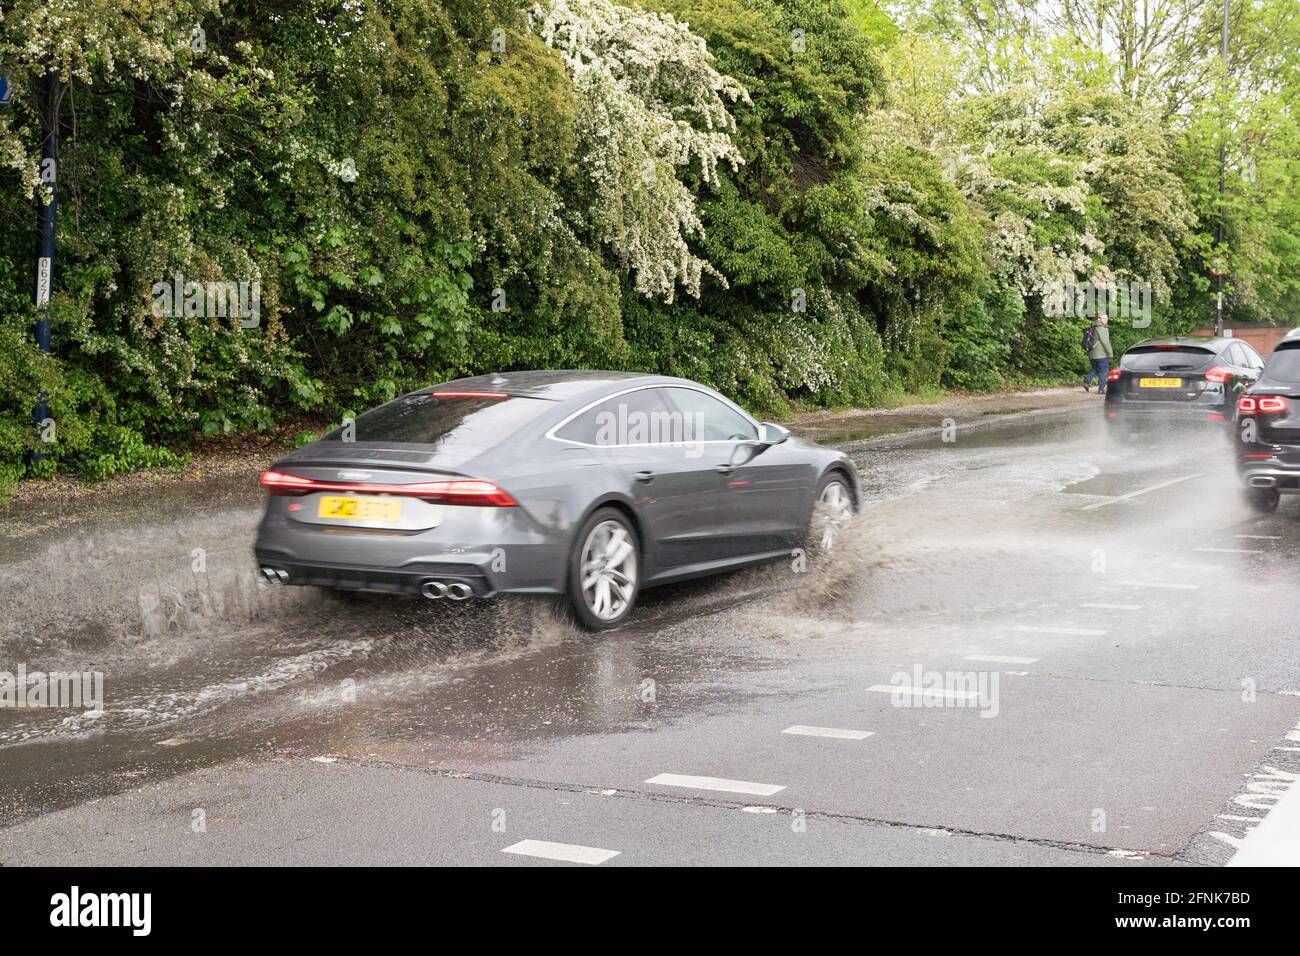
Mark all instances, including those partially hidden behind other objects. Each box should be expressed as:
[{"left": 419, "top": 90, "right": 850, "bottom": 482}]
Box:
[
  {"left": 1080, "top": 473, "right": 1203, "bottom": 510},
  {"left": 502, "top": 840, "right": 620, "bottom": 865},
  {"left": 1227, "top": 771, "right": 1300, "bottom": 867},
  {"left": 645, "top": 773, "right": 785, "bottom": 796},
  {"left": 965, "top": 654, "right": 1039, "bottom": 665},
  {"left": 1125, "top": 581, "right": 1199, "bottom": 590},
  {"left": 782, "top": 725, "right": 874, "bottom": 740},
  {"left": 1013, "top": 625, "right": 1106, "bottom": 636},
  {"left": 1170, "top": 562, "right": 1224, "bottom": 572},
  {"left": 867, "top": 684, "right": 980, "bottom": 702},
  {"left": 1236, "top": 534, "right": 1281, "bottom": 540},
  {"left": 1081, "top": 602, "right": 1142, "bottom": 610},
  {"left": 1194, "top": 547, "right": 1263, "bottom": 554}
]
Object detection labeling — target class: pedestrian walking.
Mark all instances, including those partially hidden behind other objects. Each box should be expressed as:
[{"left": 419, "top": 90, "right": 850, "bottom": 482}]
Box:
[{"left": 1082, "top": 314, "right": 1114, "bottom": 394}]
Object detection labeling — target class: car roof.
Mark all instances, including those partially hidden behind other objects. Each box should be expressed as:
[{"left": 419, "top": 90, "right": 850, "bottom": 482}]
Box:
[
  {"left": 426, "top": 370, "right": 701, "bottom": 402},
  {"left": 1129, "top": 336, "right": 1231, "bottom": 351}
]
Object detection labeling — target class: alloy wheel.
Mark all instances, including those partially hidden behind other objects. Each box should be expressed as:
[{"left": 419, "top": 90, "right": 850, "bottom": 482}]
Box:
[
  {"left": 580, "top": 520, "right": 638, "bottom": 621},
  {"left": 814, "top": 479, "right": 854, "bottom": 551}
]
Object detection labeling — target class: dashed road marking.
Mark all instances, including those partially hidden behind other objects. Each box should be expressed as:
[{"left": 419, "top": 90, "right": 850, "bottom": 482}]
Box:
[
  {"left": 502, "top": 840, "right": 620, "bottom": 865},
  {"left": 965, "top": 654, "right": 1039, "bottom": 665},
  {"left": 782, "top": 725, "right": 874, "bottom": 740},
  {"left": 867, "top": 684, "right": 980, "bottom": 702},
  {"left": 1080, "top": 473, "right": 1203, "bottom": 510},
  {"left": 1195, "top": 547, "right": 1263, "bottom": 554},
  {"left": 1081, "top": 603, "right": 1142, "bottom": 610},
  {"left": 1013, "top": 625, "right": 1106, "bottom": 636},
  {"left": 1125, "top": 581, "right": 1199, "bottom": 590},
  {"left": 645, "top": 773, "right": 786, "bottom": 796},
  {"left": 1236, "top": 534, "right": 1281, "bottom": 540}
]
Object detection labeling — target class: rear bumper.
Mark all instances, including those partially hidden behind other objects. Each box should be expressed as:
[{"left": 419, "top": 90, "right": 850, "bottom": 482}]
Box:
[
  {"left": 1104, "top": 402, "right": 1232, "bottom": 426},
  {"left": 253, "top": 499, "right": 569, "bottom": 596},
  {"left": 252, "top": 554, "right": 502, "bottom": 596},
  {"left": 1236, "top": 449, "right": 1300, "bottom": 492}
]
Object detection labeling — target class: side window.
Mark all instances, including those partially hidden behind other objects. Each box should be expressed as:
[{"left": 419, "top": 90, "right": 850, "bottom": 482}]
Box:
[
  {"left": 553, "top": 388, "right": 674, "bottom": 445},
  {"left": 661, "top": 387, "right": 757, "bottom": 442},
  {"left": 1241, "top": 344, "right": 1264, "bottom": 369},
  {"left": 1223, "top": 344, "right": 1243, "bottom": 367}
]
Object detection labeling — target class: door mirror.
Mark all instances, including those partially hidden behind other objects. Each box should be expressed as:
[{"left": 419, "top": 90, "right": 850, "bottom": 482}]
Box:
[{"left": 758, "top": 422, "right": 790, "bottom": 445}]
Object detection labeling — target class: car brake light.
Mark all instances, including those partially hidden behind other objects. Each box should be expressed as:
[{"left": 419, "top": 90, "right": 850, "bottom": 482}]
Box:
[
  {"left": 430, "top": 390, "right": 508, "bottom": 399},
  {"left": 1107, "top": 368, "right": 1121, "bottom": 381},
  {"left": 260, "top": 470, "right": 317, "bottom": 492},
  {"left": 1204, "top": 366, "right": 1231, "bottom": 383},
  {"left": 1238, "top": 395, "right": 1290, "bottom": 414},
  {"left": 259, "top": 471, "right": 517, "bottom": 506}
]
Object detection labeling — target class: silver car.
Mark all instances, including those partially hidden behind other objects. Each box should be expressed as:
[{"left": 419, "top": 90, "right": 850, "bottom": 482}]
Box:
[{"left": 254, "top": 371, "right": 860, "bottom": 629}]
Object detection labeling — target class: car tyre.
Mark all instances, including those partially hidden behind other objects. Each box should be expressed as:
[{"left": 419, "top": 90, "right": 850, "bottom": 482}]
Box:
[
  {"left": 1243, "top": 486, "right": 1280, "bottom": 514},
  {"left": 807, "top": 472, "right": 856, "bottom": 555},
  {"left": 567, "top": 507, "right": 641, "bottom": 631}
]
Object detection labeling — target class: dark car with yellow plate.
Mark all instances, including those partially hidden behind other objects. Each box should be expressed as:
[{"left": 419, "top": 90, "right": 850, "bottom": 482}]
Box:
[{"left": 1104, "top": 336, "right": 1264, "bottom": 439}]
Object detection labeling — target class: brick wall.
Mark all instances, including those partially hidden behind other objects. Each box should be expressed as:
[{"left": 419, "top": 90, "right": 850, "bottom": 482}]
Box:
[{"left": 1194, "top": 325, "right": 1297, "bottom": 357}]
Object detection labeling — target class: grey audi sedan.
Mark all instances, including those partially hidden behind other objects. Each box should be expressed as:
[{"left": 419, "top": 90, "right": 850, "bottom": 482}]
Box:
[{"left": 255, "top": 371, "right": 860, "bottom": 629}]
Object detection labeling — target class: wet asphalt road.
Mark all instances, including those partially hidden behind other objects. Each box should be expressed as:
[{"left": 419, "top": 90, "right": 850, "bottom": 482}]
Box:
[{"left": 2, "top": 405, "right": 1299, "bottom": 866}]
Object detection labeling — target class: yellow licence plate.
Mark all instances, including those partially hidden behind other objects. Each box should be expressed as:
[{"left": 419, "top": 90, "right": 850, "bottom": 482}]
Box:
[
  {"left": 317, "top": 496, "right": 402, "bottom": 522},
  {"left": 1139, "top": 377, "right": 1183, "bottom": 388}
]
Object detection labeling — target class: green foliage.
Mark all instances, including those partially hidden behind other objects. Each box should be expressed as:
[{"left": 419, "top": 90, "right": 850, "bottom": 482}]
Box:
[{"left": 1, "top": 0, "right": 1297, "bottom": 492}]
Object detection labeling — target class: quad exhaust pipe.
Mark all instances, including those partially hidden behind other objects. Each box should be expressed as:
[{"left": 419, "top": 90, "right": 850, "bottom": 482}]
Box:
[
  {"left": 420, "top": 580, "right": 473, "bottom": 601},
  {"left": 260, "top": 567, "right": 289, "bottom": 585}
]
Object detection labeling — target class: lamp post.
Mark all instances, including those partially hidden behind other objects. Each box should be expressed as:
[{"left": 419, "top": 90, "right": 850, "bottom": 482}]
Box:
[
  {"left": 28, "top": 65, "right": 61, "bottom": 465},
  {"left": 1214, "top": 0, "right": 1229, "bottom": 337}
]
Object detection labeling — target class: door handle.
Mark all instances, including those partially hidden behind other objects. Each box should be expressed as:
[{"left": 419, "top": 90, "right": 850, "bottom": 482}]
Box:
[{"left": 634, "top": 470, "right": 655, "bottom": 483}]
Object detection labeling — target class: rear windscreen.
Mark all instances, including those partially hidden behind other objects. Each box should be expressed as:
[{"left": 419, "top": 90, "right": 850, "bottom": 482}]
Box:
[
  {"left": 322, "top": 393, "right": 547, "bottom": 449},
  {"left": 1120, "top": 347, "right": 1215, "bottom": 372},
  {"left": 1264, "top": 345, "right": 1300, "bottom": 383}
]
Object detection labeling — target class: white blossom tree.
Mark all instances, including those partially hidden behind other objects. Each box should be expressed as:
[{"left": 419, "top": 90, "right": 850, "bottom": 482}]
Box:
[{"left": 532, "top": 0, "right": 748, "bottom": 302}]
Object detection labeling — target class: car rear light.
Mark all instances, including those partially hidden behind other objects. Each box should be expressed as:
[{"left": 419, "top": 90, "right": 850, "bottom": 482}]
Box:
[
  {"left": 1238, "top": 395, "right": 1290, "bottom": 414},
  {"left": 1203, "top": 366, "right": 1231, "bottom": 383},
  {"left": 1243, "top": 453, "right": 1274, "bottom": 459},
  {"left": 430, "top": 390, "right": 508, "bottom": 399},
  {"left": 392, "top": 479, "right": 518, "bottom": 506},
  {"left": 1107, "top": 368, "right": 1121, "bottom": 381},
  {"left": 260, "top": 470, "right": 317, "bottom": 492},
  {"left": 259, "top": 470, "right": 517, "bottom": 506}
]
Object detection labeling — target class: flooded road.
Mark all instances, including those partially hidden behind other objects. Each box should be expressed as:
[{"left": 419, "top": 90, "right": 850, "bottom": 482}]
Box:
[{"left": 3, "top": 407, "right": 1299, "bottom": 865}]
